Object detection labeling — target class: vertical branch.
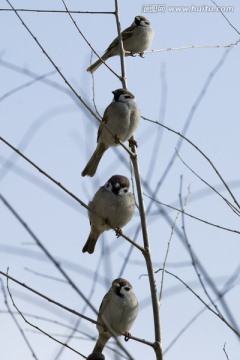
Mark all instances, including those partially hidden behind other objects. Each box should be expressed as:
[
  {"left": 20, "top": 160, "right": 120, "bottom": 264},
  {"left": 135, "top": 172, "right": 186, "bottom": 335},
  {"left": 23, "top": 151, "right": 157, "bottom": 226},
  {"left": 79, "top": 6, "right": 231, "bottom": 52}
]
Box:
[
  {"left": 114, "top": 0, "right": 127, "bottom": 89},
  {"left": 114, "top": 2, "right": 162, "bottom": 358}
]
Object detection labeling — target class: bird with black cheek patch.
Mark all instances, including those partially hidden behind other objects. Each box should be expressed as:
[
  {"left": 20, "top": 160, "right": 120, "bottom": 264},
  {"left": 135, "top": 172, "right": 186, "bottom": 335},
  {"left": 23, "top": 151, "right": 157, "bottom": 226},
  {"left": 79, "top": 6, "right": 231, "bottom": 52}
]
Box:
[
  {"left": 81, "top": 88, "right": 140, "bottom": 177},
  {"left": 82, "top": 175, "right": 135, "bottom": 254},
  {"left": 87, "top": 15, "right": 154, "bottom": 73},
  {"left": 92, "top": 278, "right": 138, "bottom": 354}
]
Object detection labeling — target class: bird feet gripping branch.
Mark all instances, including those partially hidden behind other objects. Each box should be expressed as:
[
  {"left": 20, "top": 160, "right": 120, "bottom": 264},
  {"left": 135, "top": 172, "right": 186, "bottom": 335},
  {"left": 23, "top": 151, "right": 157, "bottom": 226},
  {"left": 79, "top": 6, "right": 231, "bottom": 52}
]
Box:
[
  {"left": 128, "top": 138, "right": 138, "bottom": 148},
  {"left": 124, "top": 332, "right": 132, "bottom": 342},
  {"left": 115, "top": 227, "right": 122, "bottom": 238}
]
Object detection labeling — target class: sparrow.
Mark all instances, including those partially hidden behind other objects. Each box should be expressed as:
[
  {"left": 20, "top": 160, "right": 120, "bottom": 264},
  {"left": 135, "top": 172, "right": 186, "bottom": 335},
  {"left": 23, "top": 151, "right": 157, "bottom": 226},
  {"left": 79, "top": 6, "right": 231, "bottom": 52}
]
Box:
[
  {"left": 93, "top": 278, "right": 138, "bottom": 353},
  {"left": 87, "top": 15, "right": 154, "bottom": 73},
  {"left": 82, "top": 175, "right": 135, "bottom": 254},
  {"left": 81, "top": 89, "right": 140, "bottom": 177}
]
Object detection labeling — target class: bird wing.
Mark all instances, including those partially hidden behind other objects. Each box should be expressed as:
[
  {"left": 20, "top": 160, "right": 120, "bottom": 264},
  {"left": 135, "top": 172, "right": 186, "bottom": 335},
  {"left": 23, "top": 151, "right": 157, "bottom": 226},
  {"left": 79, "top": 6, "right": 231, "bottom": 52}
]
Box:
[
  {"left": 97, "top": 105, "right": 111, "bottom": 142},
  {"left": 107, "top": 25, "right": 135, "bottom": 51},
  {"left": 98, "top": 291, "right": 111, "bottom": 320}
]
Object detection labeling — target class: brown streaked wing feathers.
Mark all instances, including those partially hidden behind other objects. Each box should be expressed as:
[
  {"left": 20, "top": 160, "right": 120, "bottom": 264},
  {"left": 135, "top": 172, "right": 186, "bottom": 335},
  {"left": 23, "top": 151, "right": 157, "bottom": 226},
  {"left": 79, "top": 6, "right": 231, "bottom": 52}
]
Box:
[
  {"left": 98, "top": 291, "right": 110, "bottom": 316},
  {"left": 107, "top": 24, "right": 135, "bottom": 51},
  {"left": 97, "top": 106, "right": 111, "bottom": 142}
]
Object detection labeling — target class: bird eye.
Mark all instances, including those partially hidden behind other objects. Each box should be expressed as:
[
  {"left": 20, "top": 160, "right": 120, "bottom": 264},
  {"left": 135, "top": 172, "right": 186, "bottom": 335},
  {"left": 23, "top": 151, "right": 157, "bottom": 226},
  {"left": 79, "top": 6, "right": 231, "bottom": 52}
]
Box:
[
  {"left": 125, "top": 95, "right": 131, "bottom": 99},
  {"left": 125, "top": 287, "right": 130, "bottom": 291},
  {"left": 124, "top": 188, "right": 128, "bottom": 193}
]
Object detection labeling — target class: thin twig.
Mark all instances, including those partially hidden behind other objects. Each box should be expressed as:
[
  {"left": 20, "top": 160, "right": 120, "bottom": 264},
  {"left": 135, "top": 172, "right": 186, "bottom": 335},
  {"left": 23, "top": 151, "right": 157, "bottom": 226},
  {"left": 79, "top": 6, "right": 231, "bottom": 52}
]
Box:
[
  {"left": 0, "top": 279, "right": 38, "bottom": 359},
  {"left": 0, "top": 142, "right": 144, "bottom": 253},
  {"left": 5, "top": 0, "right": 98, "bottom": 120},
  {"left": 89, "top": 51, "right": 102, "bottom": 118},
  {"left": 0, "top": 271, "right": 154, "bottom": 349},
  {"left": 155, "top": 269, "right": 240, "bottom": 337},
  {"left": 53, "top": 254, "right": 103, "bottom": 360},
  {"left": 143, "top": 116, "right": 240, "bottom": 214},
  {"left": 142, "top": 39, "right": 240, "bottom": 53},
  {"left": 0, "top": 193, "right": 145, "bottom": 359},
  {"left": 61, "top": 0, "right": 120, "bottom": 79},
  {"left": 0, "top": 194, "right": 100, "bottom": 315},
  {"left": 211, "top": 0, "right": 240, "bottom": 35},
  {"left": 144, "top": 192, "right": 240, "bottom": 235},
  {"left": 5, "top": 271, "right": 86, "bottom": 359},
  {"left": 0, "top": 8, "right": 114, "bottom": 14},
  {"left": 223, "top": 342, "right": 230, "bottom": 360},
  {"left": 176, "top": 150, "right": 240, "bottom": 216},
  {"left": 159, "top": 176, "right": 183, "bottom": 302},
  {"left": 142, "top": 175, "right": 240, "bottom": 332},
  {"left": 142, "top": 48, "right": 232, "bottom": 205},
  {"left": 164, "top": 279, "right": 238, "bottom": 354},
  {"left": 5, "top": 1, "right": 134, "bottom": 158},
  {"left": 179, "top": 181, "right": 223, "bottom": 316}
]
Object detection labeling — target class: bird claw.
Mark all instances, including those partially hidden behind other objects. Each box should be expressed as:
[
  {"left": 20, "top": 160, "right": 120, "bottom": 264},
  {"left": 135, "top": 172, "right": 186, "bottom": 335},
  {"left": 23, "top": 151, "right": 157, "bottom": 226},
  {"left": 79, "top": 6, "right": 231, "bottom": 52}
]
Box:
[
  {"left": 124, "top": 332, "right": 131, "bottom": 342},
  {"left": 139, "top": 52, "right": 145, "bottom": 58},
  {"left": 130, "top": 52, "right": 137, "bottom": 57},
  {"left": 115, "top": 228, "right": 122, "bottom": 238},
  {"left": 128, "top": 138, "right": 138, "bottom": 148}
]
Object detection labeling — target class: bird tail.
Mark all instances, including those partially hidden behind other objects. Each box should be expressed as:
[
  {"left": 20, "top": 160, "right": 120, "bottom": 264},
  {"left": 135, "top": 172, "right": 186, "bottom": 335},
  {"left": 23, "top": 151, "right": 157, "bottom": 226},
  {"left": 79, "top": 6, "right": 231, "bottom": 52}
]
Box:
[
  {"left": 82, "top": 229, "right": 101, "bottom": 254},
  {"left": 86, "top": 53, "right": 109, "bottom": 74},
  {"left": 81, "top": 144, "right": 106, "bottom": 177}
]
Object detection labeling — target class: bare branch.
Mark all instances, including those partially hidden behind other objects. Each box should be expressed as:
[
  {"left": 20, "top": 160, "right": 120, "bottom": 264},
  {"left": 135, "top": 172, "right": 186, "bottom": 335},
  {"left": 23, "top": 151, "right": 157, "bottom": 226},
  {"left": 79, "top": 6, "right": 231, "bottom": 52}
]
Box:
[
  {"left": 142, "top": 39, "right": 240, "bottom": 53},
  {"left": 164, "top": 278, "right": 238, "bottom": 354},
  {"left": 144, "top": 192, "right": 240, "bottom": 235},
  {"left": 143, "top": 116, "right": 240, "bottom": 213},
  {"left": 0, "top": 279, "right": 38, "bottom": 359},
  {"left": 111, "top": 2, "right": 163, "bottom": 358},
  {"left": 114, "top": 0, "right": 127, "bottom": 89},
  {"left": 5, "top": 0, "right": 134, "bottom": 159},
  {"left": 5, "top": 272, "right": 86, "bottom": 358},
  {"left": 223, "top": 342, "right": 230, "bottom": 360},
  {"left": 155, "top": 269, "right": 240, "bottom": 337},
  {"left": 159, "top": 176, "right": 182, "bottom": 303},
  {"left": 0, "top": 139, "right": 143, "bottom": 253},
  {"left": 5, "top": 0, "right": 99, "bottom": 119},
  {"left": 0, "top": 271, "right": 154, "bottom": 350},
  {"left": 142, "top": 47, "right": 232, "bottom": 200},
  {"left": 179, "top": 181, "right": 223, "bottom": 316},
  {"left": 0, "top": 8, "right": 114, "bottom": 14},
  {"left": 211, "top": 0, "right": 240, "bottom": 35},
  {"left": 60, "top": 0, "right": 120, "bottom": 79},
  {"left": 145, "top": 185, "right": 240, "bottom": 332},
  {"left": 176, "top": 150, "right": 240, "bottom": 216}
]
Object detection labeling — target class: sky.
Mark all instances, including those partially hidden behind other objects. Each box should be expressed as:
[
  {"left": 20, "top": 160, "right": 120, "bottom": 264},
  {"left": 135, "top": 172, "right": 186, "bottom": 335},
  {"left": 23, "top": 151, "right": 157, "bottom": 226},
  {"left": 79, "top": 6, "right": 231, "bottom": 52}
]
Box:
[{"left": 1, "top": 0, "right": 240, "bottom": 359}]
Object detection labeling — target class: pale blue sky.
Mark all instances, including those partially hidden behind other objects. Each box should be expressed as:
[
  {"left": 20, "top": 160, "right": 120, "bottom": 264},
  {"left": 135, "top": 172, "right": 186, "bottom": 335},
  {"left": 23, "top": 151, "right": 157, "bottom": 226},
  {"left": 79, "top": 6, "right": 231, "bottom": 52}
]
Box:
[{"left": 1, "top": 1, "right": 240, "bottom": 359}]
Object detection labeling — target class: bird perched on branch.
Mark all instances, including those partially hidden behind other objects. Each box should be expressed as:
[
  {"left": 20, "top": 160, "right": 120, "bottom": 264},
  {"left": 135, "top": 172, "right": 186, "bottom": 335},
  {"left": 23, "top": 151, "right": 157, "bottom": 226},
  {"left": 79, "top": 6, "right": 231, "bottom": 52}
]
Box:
[
  {"left": 92, "top": 278, "right": 138, "bottom": 353},
  {"left": 87, "top": 15, "right": 154, "bottom": 73},
  {"left": 82, "top": 175, "right": 135, "bottom": 254},
  {"left": 81, "top": 88, "right": 140, "bottom": 177}
]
